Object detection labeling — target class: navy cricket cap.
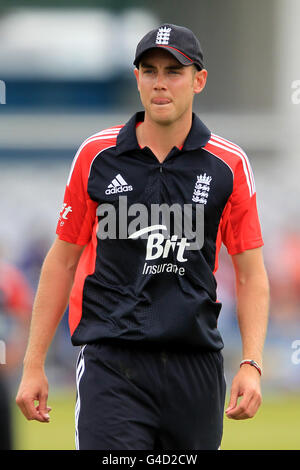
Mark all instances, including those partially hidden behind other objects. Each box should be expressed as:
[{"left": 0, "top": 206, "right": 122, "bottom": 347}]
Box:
[{"left": 134, "top": 23, "right": 204, "bottom": 70}]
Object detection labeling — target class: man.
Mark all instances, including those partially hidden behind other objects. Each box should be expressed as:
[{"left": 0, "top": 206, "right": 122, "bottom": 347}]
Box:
[{"left": 16, "top": 24, "right": 269, "bottom": 450}]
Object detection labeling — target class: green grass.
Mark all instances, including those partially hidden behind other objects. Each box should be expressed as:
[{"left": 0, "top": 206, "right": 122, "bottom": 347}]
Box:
[
  {"left": 222, "top": 394, "right": 300, "bottom": 450},
  {"left": 13, "top": 391, "right": 300, "bottom": 450}
]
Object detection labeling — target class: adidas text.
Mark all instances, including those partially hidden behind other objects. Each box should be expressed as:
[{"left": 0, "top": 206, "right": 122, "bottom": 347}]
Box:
[{"left": 105, "top": 185, "right": 133, "bottom": 195}]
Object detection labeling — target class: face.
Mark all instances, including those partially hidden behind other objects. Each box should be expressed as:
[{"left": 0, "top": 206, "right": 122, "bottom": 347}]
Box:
[{"left": 134, "top": 48, "right": 207, "bottom": 126}]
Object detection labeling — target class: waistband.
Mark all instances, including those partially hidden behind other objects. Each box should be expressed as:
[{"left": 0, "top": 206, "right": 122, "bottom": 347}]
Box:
[{"left": 86, "top": 337, "right": 221, "bottom": 355}]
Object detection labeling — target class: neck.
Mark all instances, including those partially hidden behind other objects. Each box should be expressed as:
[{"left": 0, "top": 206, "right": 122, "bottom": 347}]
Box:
[{"left": 136, "top": 112, "right": 193, "bottom": 162}]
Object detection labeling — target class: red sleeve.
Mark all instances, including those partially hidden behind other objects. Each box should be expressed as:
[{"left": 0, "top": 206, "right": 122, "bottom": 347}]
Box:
[
  {"left": 56, "top": 141, "right": 100, "bottom": 245},
  {"left": 221, "top": 158, "right": 264, "bottom": 255}
]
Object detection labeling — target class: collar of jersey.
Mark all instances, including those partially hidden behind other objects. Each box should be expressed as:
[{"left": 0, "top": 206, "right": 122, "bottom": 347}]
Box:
[{"left": 115, "top": 111, "right": 211, "bottom": 156}]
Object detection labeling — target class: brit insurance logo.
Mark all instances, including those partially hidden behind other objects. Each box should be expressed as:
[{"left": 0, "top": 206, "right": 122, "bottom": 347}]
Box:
[
  {"left": 96, "top": 196, "right": 204, "bottom": 277},
  {"left": 59, "top": 203, "right": 72, "bottom": 226},
  {"left": 105, "top": 173, "right": 133, "bottom": 195},
  {"left": 129, "top": 225, "right": 190, "bottom": 276},
  {"left": 192, "top": 173, "right": 212, "bottom": 205}
]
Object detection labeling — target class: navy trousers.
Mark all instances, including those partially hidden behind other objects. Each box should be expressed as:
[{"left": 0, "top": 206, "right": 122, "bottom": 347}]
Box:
[{"left": 75, "top": 341, "right": 226, "bottom": 450}]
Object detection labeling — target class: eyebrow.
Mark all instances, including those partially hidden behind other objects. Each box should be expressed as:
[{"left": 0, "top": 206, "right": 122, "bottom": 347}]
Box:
[{"left": 140, "top": 63, "right": 184, "bottom": 70}]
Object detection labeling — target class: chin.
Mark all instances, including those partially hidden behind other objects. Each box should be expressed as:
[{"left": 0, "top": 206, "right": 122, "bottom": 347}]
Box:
[{"left": 150, "top": 110, "right": 176, "bottom": 126}]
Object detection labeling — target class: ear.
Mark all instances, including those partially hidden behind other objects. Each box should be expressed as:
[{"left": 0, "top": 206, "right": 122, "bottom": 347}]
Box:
[
  {"left": 134, "top": 68, "right": 140, "bottom": 92},
  {"left": 193, "top": 69, "right": 208, "bottom": 95}
]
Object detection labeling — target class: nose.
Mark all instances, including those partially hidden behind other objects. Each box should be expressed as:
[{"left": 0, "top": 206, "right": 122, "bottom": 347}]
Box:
[{"left": 153, "top": 71, "right": 167, "bottom": 90}]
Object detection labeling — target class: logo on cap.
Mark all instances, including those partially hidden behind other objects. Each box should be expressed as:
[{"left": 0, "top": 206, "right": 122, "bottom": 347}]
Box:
[{"left": 156, "top": 26, "right": 172, "bottom": 45}]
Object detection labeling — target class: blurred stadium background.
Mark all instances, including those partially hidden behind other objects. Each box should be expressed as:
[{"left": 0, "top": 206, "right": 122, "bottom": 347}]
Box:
[{"left": 0, "top": 0, "right": 300, "bottom": 450}]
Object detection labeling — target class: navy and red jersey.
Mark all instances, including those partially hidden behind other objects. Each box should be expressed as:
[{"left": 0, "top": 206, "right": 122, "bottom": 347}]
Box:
[{"left": 56, "top": 111, "right": 263, "bottom": 351}]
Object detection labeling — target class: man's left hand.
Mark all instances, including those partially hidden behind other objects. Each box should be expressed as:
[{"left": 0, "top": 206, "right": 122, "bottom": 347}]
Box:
[{"left": 225, "top": 364, "right": 262, "bottom": 420}]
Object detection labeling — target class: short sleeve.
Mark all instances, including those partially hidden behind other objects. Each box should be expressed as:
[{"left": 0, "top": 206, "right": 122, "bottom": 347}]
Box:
[
  {"left": 221, "top": 156, "right": 264, "bottom": 255},
  {"left": 56, "top": 144, "right": 98, "bottom": 246}
]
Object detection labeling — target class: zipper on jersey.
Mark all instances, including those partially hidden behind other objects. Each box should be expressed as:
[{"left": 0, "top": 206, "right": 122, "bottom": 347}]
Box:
[{"left": 157, "top": 163, "right": 163, "bottom": 206}]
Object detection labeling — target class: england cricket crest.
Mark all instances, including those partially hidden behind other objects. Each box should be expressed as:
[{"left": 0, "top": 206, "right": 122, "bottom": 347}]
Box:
[
  {"left": 156, "top": 26, "right": 172, "bottom": 45},
  {"left": 192, "top": 173, "right": 212, "bottom": 204}
]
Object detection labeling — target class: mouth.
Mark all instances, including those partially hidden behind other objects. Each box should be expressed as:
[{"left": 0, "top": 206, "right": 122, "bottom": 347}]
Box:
[{"left": 151, "top": 98, "right": 172, "bottom": 105}]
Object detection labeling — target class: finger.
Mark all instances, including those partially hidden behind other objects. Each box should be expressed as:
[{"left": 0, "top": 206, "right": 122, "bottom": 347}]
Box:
[
  {"left": 236, "top": 394, "right": 262, "bottom": 420},
  {"left": 226, "top": 392, "right": 257, "bottom": 420},
  {"left": 19, "top": 395, "right": 47, "bottom": 422},
  {"left": 36, "top": 405, "right": 52, "bottom": 420},
  {"left": 226, "top": 396, "right": 251, "bottom": 419},
  {"left": 37, "top": 393, "right": 50, "bottom": 421},
  {"left": 16, "top": 397, "right": 30, "bottom": 421},
  {"left": 225, "top": 385, "right": 240, "bottom": 414},
  {"left": 16, "top": 393, "right": 39, "bottom": 421},
  {"left": 29, "top": 401, "right": 48, "bottom": 422}
]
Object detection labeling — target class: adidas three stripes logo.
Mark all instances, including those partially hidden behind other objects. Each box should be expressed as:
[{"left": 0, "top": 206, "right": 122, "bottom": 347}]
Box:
[{"left": 105, "top": 173, "right": 133, "bottom": 195}]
